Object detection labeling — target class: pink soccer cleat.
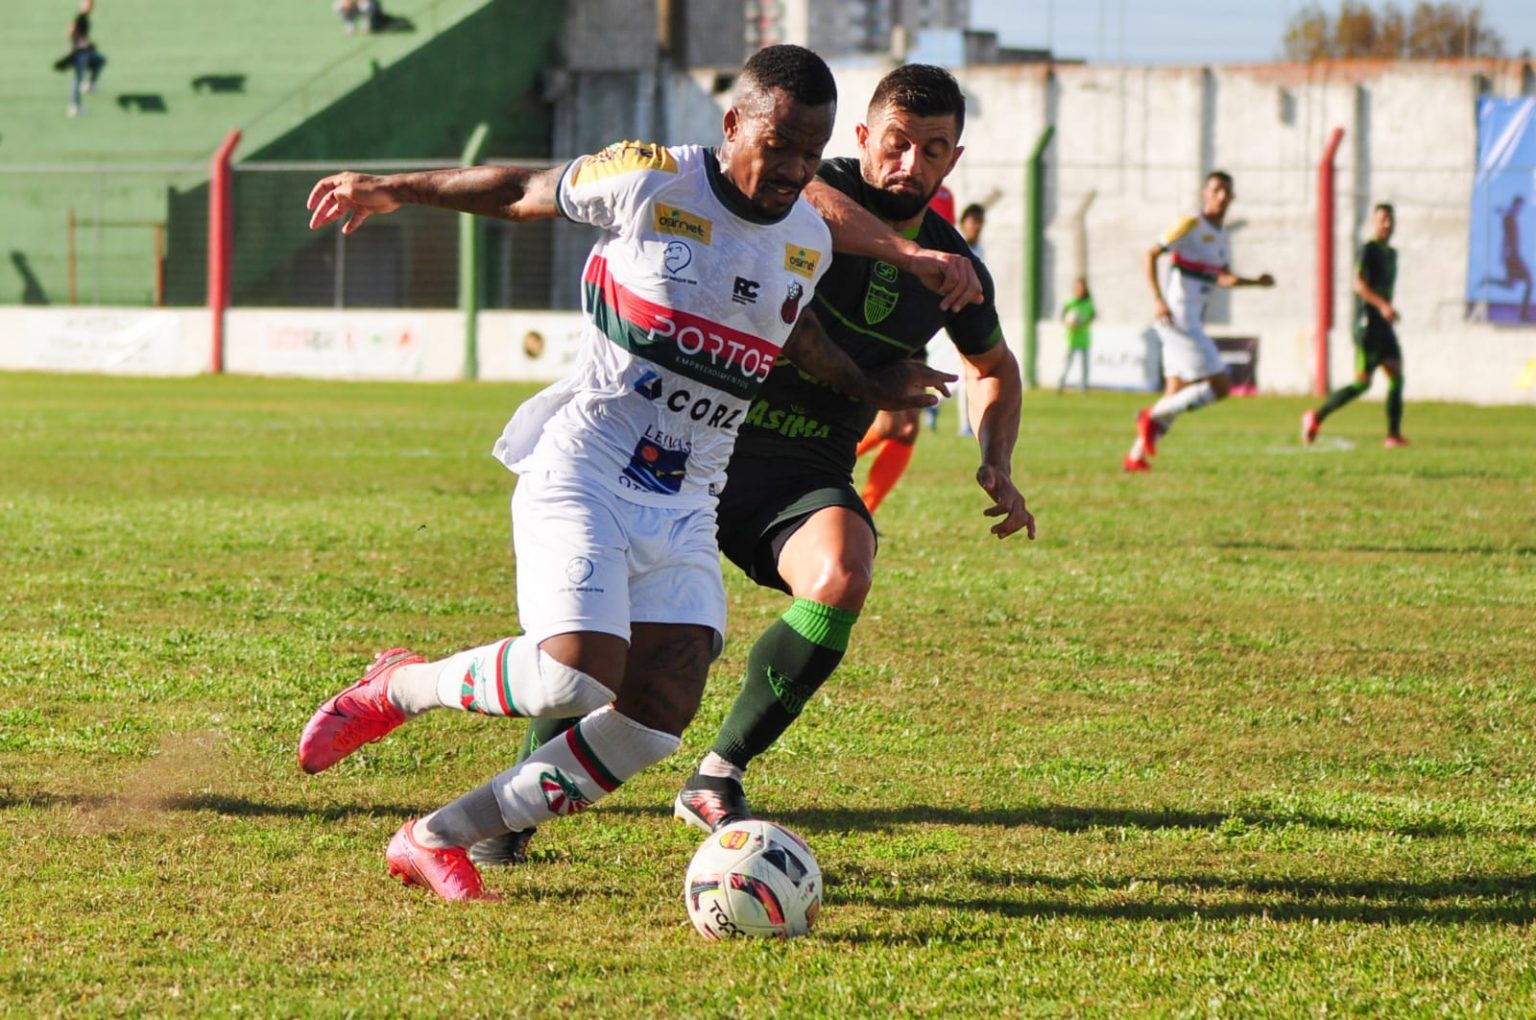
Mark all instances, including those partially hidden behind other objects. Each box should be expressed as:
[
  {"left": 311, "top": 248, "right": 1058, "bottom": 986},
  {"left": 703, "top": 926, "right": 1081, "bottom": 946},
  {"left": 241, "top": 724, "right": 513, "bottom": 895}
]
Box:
[
  {"left": 1122, "top": 453, "right": 1152, "bottom": 473},
  {"left": 386, "top": 820, "right": 499, "bottom": 902},
  {"left": 1301, "top": 409, "right": 1320, "bottom": 445},
  {"left": 297, "top": 648, "right": 421, "bottom": 774},
  {"left": 1136, "top": 408, "right": 1162, "bottom": 457},
  {"left": 1383, "top": 435, "right": 1409, "bottom": 448}
]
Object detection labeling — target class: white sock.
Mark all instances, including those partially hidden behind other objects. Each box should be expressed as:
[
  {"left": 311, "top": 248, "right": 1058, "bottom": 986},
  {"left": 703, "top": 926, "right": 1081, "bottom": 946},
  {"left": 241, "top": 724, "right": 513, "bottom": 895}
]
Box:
[
  {"left": 1150, "top": 381, "right": 1218, "bottom": 427},
  {"left": 490, "top": 706, "right": 679, "bottom": 831},
  {"left": 417, "top": 782, "right": 506, "bottom": 849},
  {"left": 409, "top": 637, "right": 614, "bottom": 718},
  {"left": 386, "top": 662, "right": 442, "bottom": 717},
  {"left": 698, "top": 751, "right": 744, "bottom": 783},
  {"left": 1128, "top": 435, "right": 1147, "bottom": 461}
]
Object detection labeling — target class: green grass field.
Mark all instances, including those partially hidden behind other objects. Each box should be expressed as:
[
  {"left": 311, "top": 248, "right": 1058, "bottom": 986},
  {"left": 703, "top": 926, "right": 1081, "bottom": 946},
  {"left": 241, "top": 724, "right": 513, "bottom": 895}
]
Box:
[{"left": 2, "top": 371, "right": 1535, "bottom": 1016}]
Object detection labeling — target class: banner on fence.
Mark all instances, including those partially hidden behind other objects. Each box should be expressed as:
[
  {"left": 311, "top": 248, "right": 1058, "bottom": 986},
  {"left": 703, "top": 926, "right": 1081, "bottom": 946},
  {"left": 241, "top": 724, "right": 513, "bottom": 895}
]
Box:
[{"left": 1467, "top": 97, "right": 1536, "bottom": 327}]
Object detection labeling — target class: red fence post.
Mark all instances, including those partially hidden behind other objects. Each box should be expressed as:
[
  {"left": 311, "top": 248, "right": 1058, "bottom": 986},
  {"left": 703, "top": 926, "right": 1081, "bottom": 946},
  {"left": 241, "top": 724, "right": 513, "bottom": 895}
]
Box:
[
  {"left": 207, "top": 130, "right": 242, "bottom": 374},
  {"left": 1315, "top": 126, "right": 1345, "bottom": 398}
]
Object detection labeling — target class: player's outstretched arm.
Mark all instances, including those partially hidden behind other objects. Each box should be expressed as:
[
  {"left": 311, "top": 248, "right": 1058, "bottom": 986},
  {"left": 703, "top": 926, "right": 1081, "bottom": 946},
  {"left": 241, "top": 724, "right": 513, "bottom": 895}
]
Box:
[
  {"left": 307, "top": 165, "right": 564, "bottom": 234},
  {"left": 782, "top": 309, "right": 955, "bottom": 410},
  {"left": 961, "top": 340, "right": 1034, "bottom": 540},
  {"left": 803, "top": 180, "right": 982, "bottom": 312},
  {"left": 1216, "top": 269, "right": 1276, "bottom": 288}
]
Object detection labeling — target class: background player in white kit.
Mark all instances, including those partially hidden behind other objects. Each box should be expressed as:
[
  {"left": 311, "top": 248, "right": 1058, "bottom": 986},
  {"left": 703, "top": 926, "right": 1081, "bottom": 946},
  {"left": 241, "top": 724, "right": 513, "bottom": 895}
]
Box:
[
  {"left": 293, "top": 45, "right": 973, "bottom": 902},
  {"left": 1123, "top": 171, "right": 1274, "bottom": 472}
]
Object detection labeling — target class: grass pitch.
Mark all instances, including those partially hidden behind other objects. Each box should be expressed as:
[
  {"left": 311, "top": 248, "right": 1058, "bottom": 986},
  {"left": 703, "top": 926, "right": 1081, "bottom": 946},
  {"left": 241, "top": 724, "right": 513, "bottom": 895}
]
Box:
[{"left": 2, "top": 371, "right": 1535, "bottom": 1017}]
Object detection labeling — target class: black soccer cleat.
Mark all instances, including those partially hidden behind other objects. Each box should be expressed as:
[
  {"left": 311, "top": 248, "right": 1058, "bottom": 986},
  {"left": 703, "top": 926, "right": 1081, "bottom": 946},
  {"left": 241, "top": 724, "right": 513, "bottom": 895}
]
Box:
[
  {"left": 673, "top": 772, "right": 752, "bottom": 833},
  {"left": 467, "top": 827, "right": 538, "bottom": 868}
]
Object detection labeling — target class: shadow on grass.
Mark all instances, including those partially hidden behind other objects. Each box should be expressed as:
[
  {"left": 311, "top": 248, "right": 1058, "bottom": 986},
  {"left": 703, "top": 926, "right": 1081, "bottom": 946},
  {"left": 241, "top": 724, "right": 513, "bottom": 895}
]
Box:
[
  {"left": 605, "top": 802, "right": 1535, "bottom": 839},
  {"left": 0, "top": 791, "right": 433, "bottom": 821}
]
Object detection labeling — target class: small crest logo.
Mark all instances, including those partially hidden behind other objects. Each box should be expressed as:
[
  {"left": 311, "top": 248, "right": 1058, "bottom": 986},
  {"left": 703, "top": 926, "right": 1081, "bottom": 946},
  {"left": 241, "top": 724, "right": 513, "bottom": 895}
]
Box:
[
  {"left": 654, "top": 205, "right": 713, "bottom": 244},
  {"left": 633, "top": 369, "right": 662, "bottom": 399},
  {"left": 784, "top": 245, "right": 822, "bottom": 278},
  {"left": 663, "top": 240, "right": 693, "bottom": 276},
  {"left": 719, "top": 829, "right": 751, "bottom": 850},
  {"left": 540, "top": 769, "right": 592, "bottom": 816},
  {"left": 873, "top": 260, "right": 899, "bottom": 283},
  {"left": 565, "top": 556, "right": 595, "bottom": 584},
  {"left": 864, "top": 282, "right": 898, "bottom": 324},
  {"left": 780, "top": 281, "right": 804, "bottom": 324}
]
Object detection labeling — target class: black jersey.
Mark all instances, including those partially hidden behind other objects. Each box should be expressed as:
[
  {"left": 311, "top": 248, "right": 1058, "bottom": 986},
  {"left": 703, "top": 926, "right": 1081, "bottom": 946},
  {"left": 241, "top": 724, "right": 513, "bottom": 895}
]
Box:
[{"left": 730, "top": 157, "right": 1002, "bottom": 478}]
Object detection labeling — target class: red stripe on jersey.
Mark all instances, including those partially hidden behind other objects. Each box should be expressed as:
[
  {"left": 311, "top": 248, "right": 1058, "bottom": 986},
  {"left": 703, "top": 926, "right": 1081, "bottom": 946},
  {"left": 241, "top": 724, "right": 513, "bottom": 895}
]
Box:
[
  {"left": 583, "top": 255, "right": 781, "bottom": 373},
  {"left": 1171, "top": 253, "right": 1223, "bottom": 277}
]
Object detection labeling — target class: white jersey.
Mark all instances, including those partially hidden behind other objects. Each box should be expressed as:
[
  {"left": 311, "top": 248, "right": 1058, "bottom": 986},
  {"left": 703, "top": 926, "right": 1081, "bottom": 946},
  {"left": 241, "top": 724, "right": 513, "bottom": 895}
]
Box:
[
  {"left": 493, "top": 142, "right": 832, "bottom": 509},
  {"left": 1157, "top": 214, "right": 1228, "bottom": 329}
]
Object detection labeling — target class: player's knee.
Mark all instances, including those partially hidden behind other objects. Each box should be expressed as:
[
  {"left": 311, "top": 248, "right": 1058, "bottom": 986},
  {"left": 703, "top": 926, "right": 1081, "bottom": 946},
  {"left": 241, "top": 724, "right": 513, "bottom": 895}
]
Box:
[
  {"left": 891, "top": 418, "right": 920, "bottom": 444},
  {"left": 517, "top": 651, "right": 616, "bottom": 718},
  {"left": 1209, "top": 374, "right": 1232, "bottom": 398},
  {"left": 798, "top": 557, "right": 872, "bottom": 611}
]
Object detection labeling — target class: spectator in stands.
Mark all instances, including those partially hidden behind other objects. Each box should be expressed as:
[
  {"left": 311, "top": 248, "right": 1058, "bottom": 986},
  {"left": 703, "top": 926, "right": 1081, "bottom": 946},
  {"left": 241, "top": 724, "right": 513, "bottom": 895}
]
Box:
[
  {"left": 63, "top": 0, "right": 106, "bottom": 118},
  {"left": 335, "top": 0, "right": 365, "bottom": 34},
  {"left": 959, "top": 203, "right": 986, "bottom": 261}
]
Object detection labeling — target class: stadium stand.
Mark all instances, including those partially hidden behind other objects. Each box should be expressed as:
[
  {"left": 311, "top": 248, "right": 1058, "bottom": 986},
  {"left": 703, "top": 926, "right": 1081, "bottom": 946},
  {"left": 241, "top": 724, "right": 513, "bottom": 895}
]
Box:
[{"left": 1, "top": 0, "right": 564, "bottom": 306}]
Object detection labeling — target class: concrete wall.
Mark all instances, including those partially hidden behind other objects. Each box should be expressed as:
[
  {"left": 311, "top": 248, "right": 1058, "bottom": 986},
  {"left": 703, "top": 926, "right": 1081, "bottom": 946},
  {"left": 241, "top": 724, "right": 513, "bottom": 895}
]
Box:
[{"left": 589, "top": 57, "right": 1536, "bottom": 405}]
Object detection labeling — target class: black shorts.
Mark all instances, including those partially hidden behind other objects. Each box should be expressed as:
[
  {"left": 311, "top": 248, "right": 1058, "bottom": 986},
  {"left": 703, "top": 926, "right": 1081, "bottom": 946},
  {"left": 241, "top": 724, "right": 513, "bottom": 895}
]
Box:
[
  {"left": 1354, "top": 318, "right": 1401, "bottom": 374},
  {"left": 715, "top": 457, "right": 876, "bottom": 594}
]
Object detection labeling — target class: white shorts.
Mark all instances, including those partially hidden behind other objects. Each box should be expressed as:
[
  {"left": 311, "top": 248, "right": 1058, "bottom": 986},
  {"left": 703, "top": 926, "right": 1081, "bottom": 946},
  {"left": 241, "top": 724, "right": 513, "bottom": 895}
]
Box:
[
  {"left": 1155, "top": 318, "right": 1227, "bottom": 381},
  {"left": 510, "top": 469, "right": 726, "bottom": 649}
]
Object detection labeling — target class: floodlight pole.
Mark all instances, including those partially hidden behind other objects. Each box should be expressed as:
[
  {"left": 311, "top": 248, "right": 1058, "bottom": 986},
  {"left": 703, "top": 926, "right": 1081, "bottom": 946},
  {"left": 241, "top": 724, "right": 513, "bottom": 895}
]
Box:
[
  {"left": 1315, "top": 126, "right": 1345, "bottom": 398},
  {"left": 208, "top": 129, "right": 242, "bottom": 375},
  {"left": 459, "top": 122, "right": 491, "bottom": 381},
  {"left": 1023, "top": 124, "right": 1055, "bottom": 389}
]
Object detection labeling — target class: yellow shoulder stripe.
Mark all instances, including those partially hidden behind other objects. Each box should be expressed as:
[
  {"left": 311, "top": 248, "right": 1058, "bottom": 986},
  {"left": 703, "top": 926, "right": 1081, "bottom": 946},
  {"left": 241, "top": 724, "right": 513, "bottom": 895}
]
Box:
[
  {"left": 570, "top": 141, "right": 678, "bottom": 187},
  {"left": 1160, "top": 216, "right": 1199, "bottom": 247}
]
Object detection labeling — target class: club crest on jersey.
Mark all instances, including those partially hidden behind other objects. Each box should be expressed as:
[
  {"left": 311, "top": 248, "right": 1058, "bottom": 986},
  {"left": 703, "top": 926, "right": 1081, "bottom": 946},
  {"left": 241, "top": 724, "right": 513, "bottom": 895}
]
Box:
[
  {"left": 654, "top": 205, "right": 713, "bottom": 244},
  {"left": 864, "top": 281, "right": 898, "bottom": 324},
  {"left": 784, "top": 245, "right": 822, "bottom": 278},
  {"left": 781, "top": 281, "right": 804, "bottom": 324},
  {"left": 539, "top": 769, "right": 591, "bottom": 816},
  {"left": 662, "top": 240, "right": 694, "bottom": 281},
  {"left": 565, "top": 557, "right": 595, "bottom": 585}
]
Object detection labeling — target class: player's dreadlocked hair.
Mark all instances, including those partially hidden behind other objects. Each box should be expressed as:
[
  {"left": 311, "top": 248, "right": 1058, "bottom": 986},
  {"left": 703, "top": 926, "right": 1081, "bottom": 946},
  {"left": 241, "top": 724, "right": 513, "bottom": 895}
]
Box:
[
  {"left": 735, "top": 45, "right": 837, "bottom": 116},
  {"left": 869, "top": 64, "right": 966, "bottom": 134}
]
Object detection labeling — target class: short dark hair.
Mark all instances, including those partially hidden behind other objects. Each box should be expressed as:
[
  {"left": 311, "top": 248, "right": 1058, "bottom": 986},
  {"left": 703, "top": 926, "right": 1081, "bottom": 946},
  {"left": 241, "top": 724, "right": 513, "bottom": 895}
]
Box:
[
  {"left": 737, "top": 44, "right": 837, "bottom": 113},
  {"left": 868, "top": 63, "right": 966, "bottom": 135},
  {"left": 1206, "top": 170, "right": 1233, "bottom": 189},
  {"left": 960, "top": 203, "right": 985, "bottom": 222},
  {"left": 1375, "top": 202, "right": 1395, "bottom": 216}
]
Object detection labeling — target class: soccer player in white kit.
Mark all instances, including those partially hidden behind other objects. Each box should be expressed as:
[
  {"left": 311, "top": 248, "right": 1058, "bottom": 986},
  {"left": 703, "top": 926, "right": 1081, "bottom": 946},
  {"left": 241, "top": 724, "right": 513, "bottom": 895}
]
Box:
[
  {"left": 294, "top": 46, "right": 976, "bottom": 901},
  {"left": 1123, "top": 171, "right": 1274, "bottom": 472}
]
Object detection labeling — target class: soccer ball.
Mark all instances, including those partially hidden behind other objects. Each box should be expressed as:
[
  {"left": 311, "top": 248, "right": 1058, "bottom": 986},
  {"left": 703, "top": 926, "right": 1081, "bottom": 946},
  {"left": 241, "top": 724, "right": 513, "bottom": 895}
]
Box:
[{"left": 683, "top": 820, "right": 822, "bottom": 939}]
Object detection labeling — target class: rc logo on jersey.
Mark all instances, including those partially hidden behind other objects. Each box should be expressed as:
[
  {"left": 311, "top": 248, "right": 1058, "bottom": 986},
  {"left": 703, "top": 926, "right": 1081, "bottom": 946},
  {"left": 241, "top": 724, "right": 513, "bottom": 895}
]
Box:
[
  {"left": 540, "top": 768, "right": 592, "bottom": 816},
  {"left": 732, "top": 277, "right": 760, "bottom": 305},
  {"left": 784, "top": 245, "right": 822, "bottom": 278},
  {"left": 653, "top": 205, "right": 713, "bottom": 244},
  {"left": 633, "top": 369, "right": 663, "bottom": 400},
  {"left": 662, "top": 241, "right": 694, "bottom": 281},
  {"left": 781, "top": 281, "right": 804, "bottom": 324},
  {"left": 565, "top": 556, "right": 595, "bottom": 585},
  {"left": 622, "top": 436, "right": 690, "bottom": 494}
]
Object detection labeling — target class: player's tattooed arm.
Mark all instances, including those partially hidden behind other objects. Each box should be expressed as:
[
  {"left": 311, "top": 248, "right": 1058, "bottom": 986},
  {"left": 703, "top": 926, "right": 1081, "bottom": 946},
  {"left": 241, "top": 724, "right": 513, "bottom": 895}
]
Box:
[
  {"left": 782, "top": 309, "right": 955, "bottom": 410},
  {"left": 803, "top": 180, "right": 982, "bottom": 312},
  {"left": 307, "top": 166, "right": 564, "bottom": 234},
  {"left": 961, "top": 340, "right": 1034, "bottom": 541}
]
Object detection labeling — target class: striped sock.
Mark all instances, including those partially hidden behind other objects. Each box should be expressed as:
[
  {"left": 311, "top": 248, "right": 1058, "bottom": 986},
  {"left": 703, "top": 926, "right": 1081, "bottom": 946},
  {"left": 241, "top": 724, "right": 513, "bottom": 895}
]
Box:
[
  {"left": 862, "top": 439, "right": 915, "bottom": 513},
  {"left": 429, "top": 637, "right": 613, "bottom": 718},
  {"left": 490, "top": 706, "right": 679, "bottom": 831}
]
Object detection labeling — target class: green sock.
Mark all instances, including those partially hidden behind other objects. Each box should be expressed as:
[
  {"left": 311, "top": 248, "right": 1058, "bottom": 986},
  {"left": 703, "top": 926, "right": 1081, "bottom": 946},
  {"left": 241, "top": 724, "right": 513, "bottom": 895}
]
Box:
[
  {"left": 1317, "top": 380, "right": 1367, "bottom": 422},
  {"left": 519, "top": 715, "right": 576, "bottom": 764},
  {"left": 711, "top": 599, "right": 858, "bottom": 769},
  {"left": 1386, "top": 375, "right": 1404, "bottom": 436}
]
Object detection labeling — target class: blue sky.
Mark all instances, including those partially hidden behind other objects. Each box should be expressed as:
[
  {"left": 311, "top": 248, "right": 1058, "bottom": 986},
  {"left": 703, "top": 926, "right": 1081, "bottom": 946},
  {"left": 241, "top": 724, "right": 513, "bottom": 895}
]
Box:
[{"left": 970, "top": 0, "right": 1536, "bottom": 65}]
